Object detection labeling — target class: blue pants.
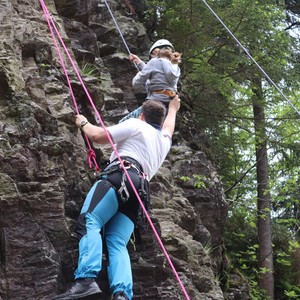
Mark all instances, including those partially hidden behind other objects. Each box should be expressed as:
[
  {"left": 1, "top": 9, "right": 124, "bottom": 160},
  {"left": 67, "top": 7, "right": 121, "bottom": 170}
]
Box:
[{"left": 74, "top": 179, "right": 134, "bottom": 300}]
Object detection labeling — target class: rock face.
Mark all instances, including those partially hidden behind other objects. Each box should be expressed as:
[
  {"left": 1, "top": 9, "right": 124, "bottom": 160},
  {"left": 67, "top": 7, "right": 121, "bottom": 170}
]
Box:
[{"left": 0, "top": 0, "right": 228, "bottom": 299}]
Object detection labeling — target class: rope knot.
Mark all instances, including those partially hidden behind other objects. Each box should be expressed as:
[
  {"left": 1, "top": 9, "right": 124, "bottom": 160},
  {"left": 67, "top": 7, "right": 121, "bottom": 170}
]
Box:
[{"left": 88, "top": 149, "right": 97, "bottom": 168}]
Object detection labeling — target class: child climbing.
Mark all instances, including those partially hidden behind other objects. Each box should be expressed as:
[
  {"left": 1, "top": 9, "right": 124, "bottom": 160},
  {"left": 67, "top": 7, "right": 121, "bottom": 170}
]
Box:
[{"left": 119, "top": 39, "right": 182, "bottom": 122}]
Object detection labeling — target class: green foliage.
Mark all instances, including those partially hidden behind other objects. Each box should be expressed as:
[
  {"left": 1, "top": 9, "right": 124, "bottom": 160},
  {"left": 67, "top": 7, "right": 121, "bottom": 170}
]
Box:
[
  {"left": 179, "top": 174, "right": 207, "bottom": 189},
  {"left": 203, "top": 243, "right": 213, "bottom": 256},
  {"left": 284, "top": 289, "right": 300, "bottom": 299},
  {"left": 80, "top": 62, "right": 99, "bottom": 78},
  {"left": 179, "top": 175, "right": 189, "bottom": 183},
  {"left": 38, "top": 63, "right": 51, "bottom": 68},
  {"left": 193, "top": 174, "right": 207, "bottom": 189},
  {"left": 146, "top": 0, "right": 300, "bottom": 298}
]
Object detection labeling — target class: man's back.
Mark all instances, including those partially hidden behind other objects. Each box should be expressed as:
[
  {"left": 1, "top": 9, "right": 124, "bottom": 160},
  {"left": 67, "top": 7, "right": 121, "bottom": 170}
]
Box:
[{"left": 108, "top": 118, "right": 171, "bottom": 179}]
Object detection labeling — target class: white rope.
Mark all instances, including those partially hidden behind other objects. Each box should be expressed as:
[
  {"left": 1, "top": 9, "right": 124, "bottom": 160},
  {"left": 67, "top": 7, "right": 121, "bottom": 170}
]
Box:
[
  {"left": 201, "top": 0, "right": 300, "bottom": 117},
  {"left": 102, "top": 0, "right": 138, "bottom": 70}
]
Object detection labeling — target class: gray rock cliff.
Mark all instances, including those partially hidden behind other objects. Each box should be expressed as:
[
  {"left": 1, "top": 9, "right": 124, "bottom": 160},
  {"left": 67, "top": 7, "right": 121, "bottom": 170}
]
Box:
[{"left": 0, "top": 0, "right": 228, "bottom": 299}]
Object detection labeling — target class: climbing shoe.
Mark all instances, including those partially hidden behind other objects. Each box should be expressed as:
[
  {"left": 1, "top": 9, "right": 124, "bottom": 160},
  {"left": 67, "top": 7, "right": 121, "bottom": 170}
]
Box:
[
  {"left": 112, "top": 291, "right": 129, "bottom": 300},
  {"left": 53, "top": 278, "right": 101, "bottom": 299}
]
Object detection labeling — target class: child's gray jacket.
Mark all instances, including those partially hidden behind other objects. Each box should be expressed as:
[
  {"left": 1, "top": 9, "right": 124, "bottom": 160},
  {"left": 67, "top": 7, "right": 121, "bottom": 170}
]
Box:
[{"left": 133, "top": 57, "right": 181, "bottom": 103}]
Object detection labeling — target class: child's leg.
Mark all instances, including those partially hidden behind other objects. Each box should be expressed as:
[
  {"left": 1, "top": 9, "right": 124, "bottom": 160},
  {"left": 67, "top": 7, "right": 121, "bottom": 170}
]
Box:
[
  {"left": 119, "top": 97, "right": 171, "bottom": 124},
  {"left": 118, "top": 106, "right": 142, "bottom": 123}
]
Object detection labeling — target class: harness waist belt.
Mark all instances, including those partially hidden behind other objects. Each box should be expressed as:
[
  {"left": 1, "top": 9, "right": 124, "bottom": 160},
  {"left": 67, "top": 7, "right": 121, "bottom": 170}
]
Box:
[
  {"left": 119, "top": 156, "right": 143, "bottom": 173},
  {"left": 152, "top": 89, "right": 176, "bottom": 97},
  {"left": 105, "top": 156, "right": 144, "bottom": 175},
  {"left": 100, "top": 156, "right": 149, "bottom": 206}
]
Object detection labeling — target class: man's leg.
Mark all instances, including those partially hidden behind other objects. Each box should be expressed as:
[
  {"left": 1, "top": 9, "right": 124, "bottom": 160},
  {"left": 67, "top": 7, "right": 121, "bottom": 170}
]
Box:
[
  {"left": 75, "top": 180, "right": 119, "bottom": 278},
  {"left": 54, "top": 180, "right": 119, "bottom": 300},
  {"left": 105, "top": 212, "right": 134, "bottom": 300}
]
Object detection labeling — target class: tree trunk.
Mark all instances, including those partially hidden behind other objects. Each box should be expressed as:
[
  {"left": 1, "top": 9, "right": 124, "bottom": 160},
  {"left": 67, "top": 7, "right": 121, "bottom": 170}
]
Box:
[{"left": 252, "top": 78, "right": 274, "bottom": 300}]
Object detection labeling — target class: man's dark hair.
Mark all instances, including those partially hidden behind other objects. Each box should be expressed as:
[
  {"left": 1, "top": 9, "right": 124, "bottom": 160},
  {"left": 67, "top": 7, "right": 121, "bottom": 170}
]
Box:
[{"left": 142, "top": 100, "right": 166, "bottom": 126}]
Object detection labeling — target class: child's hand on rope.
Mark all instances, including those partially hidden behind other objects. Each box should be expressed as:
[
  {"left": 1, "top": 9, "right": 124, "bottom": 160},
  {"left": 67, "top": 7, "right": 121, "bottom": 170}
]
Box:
[{"left": 129, "top": 53, "right": 141, "bottom": 65}]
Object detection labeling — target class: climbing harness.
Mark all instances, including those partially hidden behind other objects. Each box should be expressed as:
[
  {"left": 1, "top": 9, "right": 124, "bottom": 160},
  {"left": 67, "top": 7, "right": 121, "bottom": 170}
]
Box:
[
  {"left": 99, "top": 156, "right": 150, "bottom": 252},
  {"left": 152, "top": 89, "right": 177, "bottom": 97},
  {"left": 201, "top": 0, "right": 300, "bottom": 117},
  {"left": 98, "top": 157, "right": 149, "bottom": 206},
  {"left": 40, "top": 1, "right": 190, "bottom": 299}
]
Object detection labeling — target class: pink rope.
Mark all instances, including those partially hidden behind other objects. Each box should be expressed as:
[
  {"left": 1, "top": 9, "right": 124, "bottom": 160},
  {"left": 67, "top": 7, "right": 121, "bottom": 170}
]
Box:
[
  {"left": 40, "top": 1, "right": 190, "bottom": 299},
  {"left": 40, "top": 1, "right": 99, "bottom": 171},
  {"left": 88, "top": 149, "right": 97, "bottom": 169}
]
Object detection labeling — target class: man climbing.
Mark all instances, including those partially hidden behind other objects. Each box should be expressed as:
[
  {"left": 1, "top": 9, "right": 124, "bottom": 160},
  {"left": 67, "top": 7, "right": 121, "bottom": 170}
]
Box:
[{"left": 53, "top": 95, "right": 181, "bottom": 300}]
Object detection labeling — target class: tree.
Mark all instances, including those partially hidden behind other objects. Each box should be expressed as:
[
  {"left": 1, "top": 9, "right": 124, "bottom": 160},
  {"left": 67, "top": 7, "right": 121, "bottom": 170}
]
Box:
[
  {"left": 252, "top": 77, "right": 274, "bottom": 299},
  {"left": 145, "top": 0, "right": 300, "bottom": 298}
]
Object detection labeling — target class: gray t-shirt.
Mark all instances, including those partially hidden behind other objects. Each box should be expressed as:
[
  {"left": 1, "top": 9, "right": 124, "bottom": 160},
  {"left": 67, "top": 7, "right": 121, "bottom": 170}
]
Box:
[{"left": 107, "top": 118, "right": 171, "bottom": 180}]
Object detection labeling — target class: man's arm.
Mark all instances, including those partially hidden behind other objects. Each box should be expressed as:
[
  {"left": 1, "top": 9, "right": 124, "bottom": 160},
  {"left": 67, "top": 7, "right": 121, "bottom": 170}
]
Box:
[
  {"left": 162, "top": 95, "right": 181, "bottom": 139},
  {"left": 75, "top": 115, "right": 112, "bottom": 144}
]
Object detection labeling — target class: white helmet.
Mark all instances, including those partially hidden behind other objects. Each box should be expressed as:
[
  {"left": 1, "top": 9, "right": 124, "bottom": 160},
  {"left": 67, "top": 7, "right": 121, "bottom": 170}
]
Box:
[{"left": 149, "top": 39, "right": 174, "bottom": 55}]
